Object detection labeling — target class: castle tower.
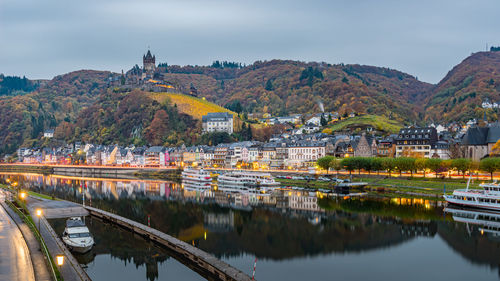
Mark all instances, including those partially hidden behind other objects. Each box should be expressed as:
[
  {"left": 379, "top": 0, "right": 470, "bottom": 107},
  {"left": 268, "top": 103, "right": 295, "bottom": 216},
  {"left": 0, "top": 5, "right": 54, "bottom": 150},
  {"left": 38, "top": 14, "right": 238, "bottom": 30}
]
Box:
[{"left": 143, "top": 50, "right": 156, "bottom": 73}]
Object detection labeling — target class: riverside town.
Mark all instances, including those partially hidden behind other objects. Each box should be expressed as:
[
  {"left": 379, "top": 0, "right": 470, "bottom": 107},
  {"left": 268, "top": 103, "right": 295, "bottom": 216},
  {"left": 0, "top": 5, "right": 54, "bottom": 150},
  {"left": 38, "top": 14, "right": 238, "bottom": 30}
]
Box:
[{"left": 2, "top": 2, "right": 500, "bottom": 281}]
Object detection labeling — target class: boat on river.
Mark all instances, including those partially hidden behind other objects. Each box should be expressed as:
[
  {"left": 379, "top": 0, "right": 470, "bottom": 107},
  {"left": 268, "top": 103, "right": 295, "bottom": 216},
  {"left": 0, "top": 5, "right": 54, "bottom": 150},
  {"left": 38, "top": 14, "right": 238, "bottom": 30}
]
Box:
[
  {"left": 444, "top": 178, "right": 500, "bottom": 211},
  {"left": 62, "top": 217, "right": 94, "bottom": 253},
  {"left": 181, "top": 167, "right": 212, "bottom": 187},
  {"left": 217, "top": 171, "right": 280, "bottom": 189}
]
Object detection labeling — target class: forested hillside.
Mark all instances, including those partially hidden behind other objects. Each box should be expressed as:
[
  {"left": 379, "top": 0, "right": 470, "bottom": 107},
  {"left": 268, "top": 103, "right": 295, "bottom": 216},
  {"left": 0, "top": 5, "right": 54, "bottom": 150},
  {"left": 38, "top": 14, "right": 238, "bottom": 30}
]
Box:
[
  {"left": 424, "top": 52, "right": 500, "bottom": 122},
  {"left": 2, "top": 51, "right": 500, "bottom": 155},
  {"left": 163, "top": 60, "right": 433, "bottom": 122}
]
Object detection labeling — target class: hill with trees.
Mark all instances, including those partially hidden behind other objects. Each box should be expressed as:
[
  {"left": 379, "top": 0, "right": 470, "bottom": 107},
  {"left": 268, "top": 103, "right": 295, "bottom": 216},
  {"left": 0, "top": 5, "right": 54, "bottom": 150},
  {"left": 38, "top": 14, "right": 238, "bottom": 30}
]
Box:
[
  {"left": 425, "top": 51, "right": 500, "bottom": 123},
  {"left": 162, "top": 60, "right": 433, "bottom": 123},
  {"left": 2, "top": 51, "right": 500, "bottom": 155}
]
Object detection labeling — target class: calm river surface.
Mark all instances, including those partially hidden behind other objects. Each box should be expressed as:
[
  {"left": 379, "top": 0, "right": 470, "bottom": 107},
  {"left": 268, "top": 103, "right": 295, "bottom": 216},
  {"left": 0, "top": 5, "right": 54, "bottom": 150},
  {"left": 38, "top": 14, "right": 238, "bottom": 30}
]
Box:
[{"left": 2, "top": 173, "right": 500, "bottom": 281}]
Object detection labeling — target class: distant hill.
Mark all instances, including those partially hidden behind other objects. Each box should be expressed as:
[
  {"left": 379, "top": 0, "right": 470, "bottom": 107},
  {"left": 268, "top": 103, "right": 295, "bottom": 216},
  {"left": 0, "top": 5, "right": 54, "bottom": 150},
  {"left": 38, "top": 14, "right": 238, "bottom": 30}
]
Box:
[
  {"left": 3, "top": 52, "right": 500, "bottom": 155},
  {"left": 425, "top": 52, "right": 500, "bottom": 122},
  {"left": 162, "top": 60, "right": 433, "bottom": 123}
]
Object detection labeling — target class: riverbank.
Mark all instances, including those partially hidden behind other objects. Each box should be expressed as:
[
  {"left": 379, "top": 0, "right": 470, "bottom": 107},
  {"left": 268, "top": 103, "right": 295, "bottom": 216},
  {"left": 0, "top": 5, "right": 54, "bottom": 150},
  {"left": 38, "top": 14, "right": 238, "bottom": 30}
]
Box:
[
  {"left": 0, "top": 164, "right": 53, "bottom": 174},
  {"left": 277, "top": 175, "right": 480, "bottom": 198},
  {"left": 133, "top": 168, "right": 182, "bottom": 180}
]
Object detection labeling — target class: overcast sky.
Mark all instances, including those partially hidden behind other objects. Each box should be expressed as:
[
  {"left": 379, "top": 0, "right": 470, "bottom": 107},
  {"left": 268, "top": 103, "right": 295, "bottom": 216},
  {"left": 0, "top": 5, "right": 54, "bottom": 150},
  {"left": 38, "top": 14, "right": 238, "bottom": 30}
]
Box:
[{"left": 1, "top": 0, "right": 499, "bottom": 83}]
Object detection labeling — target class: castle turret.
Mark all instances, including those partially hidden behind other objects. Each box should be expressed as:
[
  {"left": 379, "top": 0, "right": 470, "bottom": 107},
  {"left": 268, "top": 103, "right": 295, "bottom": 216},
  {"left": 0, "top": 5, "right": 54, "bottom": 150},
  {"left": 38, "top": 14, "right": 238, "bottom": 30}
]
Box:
[{"left": 143, "top": 50, "right": 156, "bottom": 73}]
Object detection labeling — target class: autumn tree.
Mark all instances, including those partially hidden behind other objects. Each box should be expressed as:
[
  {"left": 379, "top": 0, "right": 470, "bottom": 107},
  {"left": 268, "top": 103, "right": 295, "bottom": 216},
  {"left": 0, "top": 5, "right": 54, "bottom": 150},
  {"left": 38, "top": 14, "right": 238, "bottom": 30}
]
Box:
[{"left": 144, "top": 110, "right": 169, "bottom": 146}]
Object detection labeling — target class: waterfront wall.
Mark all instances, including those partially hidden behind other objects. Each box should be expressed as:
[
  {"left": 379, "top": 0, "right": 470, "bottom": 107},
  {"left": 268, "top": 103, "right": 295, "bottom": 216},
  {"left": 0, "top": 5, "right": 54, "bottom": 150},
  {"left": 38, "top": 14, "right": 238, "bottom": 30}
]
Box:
[{"left": 85, "top": 206, "right": 253, "bottom": 281}]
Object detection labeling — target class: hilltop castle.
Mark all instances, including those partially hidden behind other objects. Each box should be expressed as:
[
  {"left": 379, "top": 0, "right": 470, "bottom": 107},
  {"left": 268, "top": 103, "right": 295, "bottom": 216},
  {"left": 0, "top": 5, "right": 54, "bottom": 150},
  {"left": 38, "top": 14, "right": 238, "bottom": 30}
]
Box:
[{"left": 143, "top": 50, "right": 156, "bottom": 73}]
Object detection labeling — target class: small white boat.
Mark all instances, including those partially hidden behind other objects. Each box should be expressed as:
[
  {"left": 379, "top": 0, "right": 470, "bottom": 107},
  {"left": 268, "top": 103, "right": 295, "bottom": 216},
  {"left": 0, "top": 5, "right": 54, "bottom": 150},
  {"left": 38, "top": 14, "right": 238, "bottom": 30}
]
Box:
[
  {"left": 62, "top": 217, "right": 94, "bottom": 253},
  {"left": 444, "top": 177, "right": 500, "bottom": 211}
]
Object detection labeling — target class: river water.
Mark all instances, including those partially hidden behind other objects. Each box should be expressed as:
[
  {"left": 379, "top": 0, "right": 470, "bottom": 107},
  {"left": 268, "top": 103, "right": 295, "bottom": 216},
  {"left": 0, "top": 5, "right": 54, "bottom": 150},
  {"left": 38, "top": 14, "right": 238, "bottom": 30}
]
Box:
[{"left": 1, "top": 173, "right": 500, "bottom": 281}]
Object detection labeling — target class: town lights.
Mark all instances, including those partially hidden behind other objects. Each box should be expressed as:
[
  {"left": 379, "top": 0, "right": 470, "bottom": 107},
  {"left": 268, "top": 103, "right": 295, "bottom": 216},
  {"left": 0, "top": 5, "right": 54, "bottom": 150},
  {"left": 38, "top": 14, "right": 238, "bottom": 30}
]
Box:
[{"left": 20, "top": 192, "right": 27, "bottom": 200}]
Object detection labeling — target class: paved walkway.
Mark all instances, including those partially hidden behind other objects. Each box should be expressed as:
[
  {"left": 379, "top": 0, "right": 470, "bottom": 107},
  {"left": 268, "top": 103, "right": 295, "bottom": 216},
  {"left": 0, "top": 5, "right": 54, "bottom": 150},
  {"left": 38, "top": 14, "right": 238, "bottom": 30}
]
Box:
[
  {"left": 26, "top": 196, "right": 91, "bottom": 281},
  {"left": 0, "top": 192, "right": 35, "bottom": 281},
  {"left": 27, "top": 197, "right": 88, "bottom": 219}
]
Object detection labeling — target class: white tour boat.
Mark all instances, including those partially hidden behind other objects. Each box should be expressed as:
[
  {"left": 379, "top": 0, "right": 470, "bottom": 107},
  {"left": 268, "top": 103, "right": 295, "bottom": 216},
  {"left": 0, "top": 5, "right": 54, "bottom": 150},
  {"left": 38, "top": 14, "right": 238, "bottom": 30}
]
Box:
[
  {"left": 62, "top": 217, "right": 94, "bottom": 253},
  {"left": 217, "top": 171, "right": 280, "bottom": 189},
  {"left": 444, "top": 177, "right": 500, "bottom": 211},
  {"left": 181, "top": 167, "right": 212, "bottom": 187}
]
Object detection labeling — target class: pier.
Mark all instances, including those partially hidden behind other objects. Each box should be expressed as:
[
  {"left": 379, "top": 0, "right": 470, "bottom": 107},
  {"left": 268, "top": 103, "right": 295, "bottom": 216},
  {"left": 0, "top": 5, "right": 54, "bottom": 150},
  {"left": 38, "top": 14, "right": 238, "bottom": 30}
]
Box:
[{"left": 85, "top": 206, "right": 253, "bottom": 281}]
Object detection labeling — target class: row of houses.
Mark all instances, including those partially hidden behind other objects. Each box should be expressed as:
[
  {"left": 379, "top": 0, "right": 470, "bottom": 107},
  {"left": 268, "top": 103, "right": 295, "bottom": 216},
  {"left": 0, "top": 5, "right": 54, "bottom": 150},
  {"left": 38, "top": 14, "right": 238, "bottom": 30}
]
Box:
[{"left": 14, "top": 123, "right": 500, "bottom": 168}]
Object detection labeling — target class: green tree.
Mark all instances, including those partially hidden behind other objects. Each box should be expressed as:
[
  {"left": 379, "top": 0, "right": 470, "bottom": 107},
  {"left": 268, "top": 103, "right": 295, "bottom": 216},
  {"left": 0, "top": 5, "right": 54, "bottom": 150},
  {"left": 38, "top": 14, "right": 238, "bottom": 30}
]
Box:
[
  {"left": 320, "top": 114, "right": 327, "bottom": 126},
  {"left": 341, "top": 157, "right": 356, "bottom": 175},
  {"left": 425, "top": 158, "right": 442, "bottom": 178},
  {"left": 415, "top": 158, "right": 427, "bottom": 178},
  {"left": 451, "top": 158, "right": 472, "bottom": 178},
  {"left": 331, "top": 158, "right": 342, "bottom": 176},
  {"left": 371, "top": 157, "right": 383, "bottom": 175},
  {"left": 394, "top": 157, "right": 415, "bottom": 176},
  {"left": 480, "top": 158, "right": 500, "bottom": 180},
  {"left": 382, "top": 158, "right": 395, "bottom": 176},
  {"left": 265, "top": 79, "right": 274, "bottom": 91},
  {"left": 317, "top": 156, "right": 335, "bottom": 174}
]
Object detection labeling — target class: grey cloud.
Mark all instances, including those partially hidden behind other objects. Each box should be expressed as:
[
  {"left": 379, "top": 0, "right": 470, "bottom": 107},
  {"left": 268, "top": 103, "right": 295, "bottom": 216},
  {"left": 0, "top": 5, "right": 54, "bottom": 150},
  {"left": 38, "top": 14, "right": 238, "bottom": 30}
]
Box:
[{"left": 1, "top": 0, "right": 499, "bottom": 83}]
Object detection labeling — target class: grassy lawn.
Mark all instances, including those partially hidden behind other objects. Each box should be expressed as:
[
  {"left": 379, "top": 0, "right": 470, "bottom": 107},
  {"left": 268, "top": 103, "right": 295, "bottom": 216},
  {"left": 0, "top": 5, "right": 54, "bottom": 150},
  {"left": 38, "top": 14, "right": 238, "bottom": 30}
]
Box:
[
  {"left": 354, "top": 177, "right": 480, "bottom": 191},
  {"left": 27, "top": 191, "right": 55, "bottom": 200},
  {"left": 329, "top": 114, "right": 402, "bottom": 133},
  {"left": 277, "top": 176, "right": 479, "bottom": 196}
]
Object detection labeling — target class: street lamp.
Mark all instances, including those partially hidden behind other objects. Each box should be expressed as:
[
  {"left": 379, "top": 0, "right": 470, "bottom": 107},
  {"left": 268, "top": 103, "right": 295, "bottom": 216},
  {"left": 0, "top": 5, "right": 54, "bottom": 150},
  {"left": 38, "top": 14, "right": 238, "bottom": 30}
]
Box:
[
  {"left": 20, "top": 192, "right": 27, "bottom": 200},
  {"left": 56, "top": 255, "right": 64, "bottom": 266},
  {"left": 36, "top": 209, "right": 42, "bottom": 233}
]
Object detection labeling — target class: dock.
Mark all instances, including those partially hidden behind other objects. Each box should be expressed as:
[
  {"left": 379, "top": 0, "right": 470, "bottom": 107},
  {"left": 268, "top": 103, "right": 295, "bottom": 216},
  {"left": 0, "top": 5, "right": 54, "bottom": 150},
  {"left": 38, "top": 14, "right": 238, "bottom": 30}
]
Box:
[
  {"left": 24, "top": 196, "right": 91, "bottom": 281},
  {"left": 85, "top": 206, "right": 253, "bottom": 281}
]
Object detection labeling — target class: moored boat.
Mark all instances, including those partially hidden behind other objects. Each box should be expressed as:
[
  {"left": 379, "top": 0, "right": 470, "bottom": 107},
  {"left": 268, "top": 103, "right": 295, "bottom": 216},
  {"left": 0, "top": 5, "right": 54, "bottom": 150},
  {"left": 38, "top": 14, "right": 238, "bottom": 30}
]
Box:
[
  {"left": 218, "top": 171, "right": 280, "bottom": 190},
  {"left": 444, "top": 178, "right": 500, "bottom": 211},
  {"left": 182, "top": 167, "right": 212, "bottom": 187},
  {"left": 62, "top": 217, "right": 94, "bottom": 253}
]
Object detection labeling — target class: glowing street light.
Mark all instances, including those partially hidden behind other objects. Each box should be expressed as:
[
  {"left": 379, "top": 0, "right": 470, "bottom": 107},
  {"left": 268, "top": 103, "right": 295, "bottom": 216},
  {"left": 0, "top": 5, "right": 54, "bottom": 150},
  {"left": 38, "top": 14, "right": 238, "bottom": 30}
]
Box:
[
  {"left": 56, "top": 255, "right": 64, "bottom": 266},
  {"left": 20, "top": 192, "right": 27, "bottom": 200},
  {"left": 36, "top": 209, "right": 43, "bottom": 233}
]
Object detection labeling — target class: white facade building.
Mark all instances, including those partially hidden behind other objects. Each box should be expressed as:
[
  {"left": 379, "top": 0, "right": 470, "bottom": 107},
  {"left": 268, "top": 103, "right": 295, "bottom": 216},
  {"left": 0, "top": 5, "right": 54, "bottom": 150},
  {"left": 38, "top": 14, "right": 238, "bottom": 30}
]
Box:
[{"left": 202, "top": 112, "right": 234, "bottom": 134}]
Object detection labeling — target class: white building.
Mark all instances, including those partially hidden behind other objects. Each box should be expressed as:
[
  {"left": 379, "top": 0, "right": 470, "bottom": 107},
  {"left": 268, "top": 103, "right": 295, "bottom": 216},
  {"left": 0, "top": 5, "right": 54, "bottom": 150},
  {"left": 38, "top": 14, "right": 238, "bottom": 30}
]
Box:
[
  {"left": 286, "top": 141, "right": 326, "bottom": 167},
  {"left": 43, "top": 129, "right": 54, "bottom": 138},
  {"left": 202, "top": 112, "right": 234, "bottom": 134}
]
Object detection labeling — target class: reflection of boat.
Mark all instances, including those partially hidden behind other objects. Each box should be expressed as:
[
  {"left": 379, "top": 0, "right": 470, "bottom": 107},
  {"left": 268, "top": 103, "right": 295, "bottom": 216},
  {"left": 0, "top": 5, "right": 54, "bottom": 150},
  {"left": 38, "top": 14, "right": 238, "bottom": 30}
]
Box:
[
  {"left": 73, "top": 249, "right": 96, "bottom": 265},
  {"left": 62, "top": 217, "right": 95, "bottom": 253},
  {"left": 218, "top": 171, "right": 280, "bottom": 189},
  {"left": 181, "top": 167, "right": 212, "bottom": 187},
  {"left": 445, "top": 206, "right": 500, "bottom": 236},
  {"left": 444, "top": 179, "right": 500, "bottom": 211}
]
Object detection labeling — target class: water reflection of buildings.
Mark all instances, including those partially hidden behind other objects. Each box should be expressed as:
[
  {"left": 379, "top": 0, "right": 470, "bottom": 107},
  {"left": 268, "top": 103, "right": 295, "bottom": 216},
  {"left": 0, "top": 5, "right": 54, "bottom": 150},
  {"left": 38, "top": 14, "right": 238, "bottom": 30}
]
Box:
[
  {"left": 0, "top": 174, "right": 324, "bottom": 216},
  {"left": 204, "top": 211, "right": 235, "bottom": 232}
]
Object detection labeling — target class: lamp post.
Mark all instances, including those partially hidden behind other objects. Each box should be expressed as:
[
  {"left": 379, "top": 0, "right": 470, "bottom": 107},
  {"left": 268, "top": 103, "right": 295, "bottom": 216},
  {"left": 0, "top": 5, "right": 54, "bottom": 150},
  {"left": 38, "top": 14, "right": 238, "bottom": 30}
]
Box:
[
  {"left": 36, "top": 209, "right": 42, "bottom": 233},
  {"left": 56, "top": 255, "right": 64, "bottom": 266}
]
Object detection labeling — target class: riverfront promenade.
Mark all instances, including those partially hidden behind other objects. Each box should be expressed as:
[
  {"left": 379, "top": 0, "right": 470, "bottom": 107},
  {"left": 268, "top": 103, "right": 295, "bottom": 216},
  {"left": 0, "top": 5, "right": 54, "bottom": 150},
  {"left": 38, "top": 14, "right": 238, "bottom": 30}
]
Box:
[{"left": 0, "top": 192, "right": 35, "bottom": 281}]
